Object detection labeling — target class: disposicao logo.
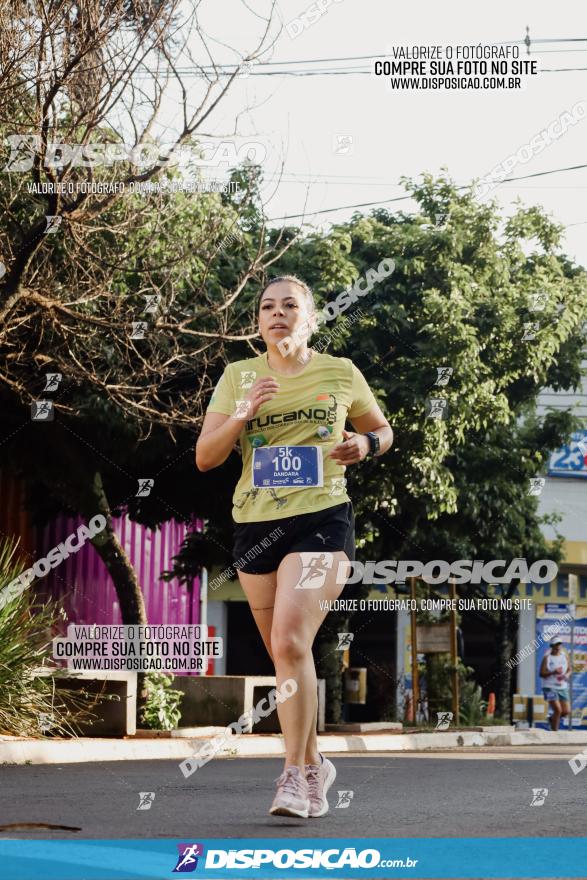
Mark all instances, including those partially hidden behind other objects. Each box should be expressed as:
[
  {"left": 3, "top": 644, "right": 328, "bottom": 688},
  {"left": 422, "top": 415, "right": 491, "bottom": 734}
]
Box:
[{"left": 173, "top": 843, "right": 205, "bottom": 872}]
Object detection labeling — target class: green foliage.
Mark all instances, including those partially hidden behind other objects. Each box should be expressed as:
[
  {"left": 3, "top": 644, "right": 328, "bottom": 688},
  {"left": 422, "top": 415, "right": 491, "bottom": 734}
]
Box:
[
  {"left": 139, "top": 672, "right": 183, "bottom": 730},
  {"left": 0, "top": 538, "right": 87, "bottom": 736},
  {"left": 273, "top": 176, "right": 586, "bottom": 585},
  {"left": 458, "top": 670, "right": 488, "bottom": 727},
  {"left": 424, "top": 654, "right": 487, "bottom": 726}
]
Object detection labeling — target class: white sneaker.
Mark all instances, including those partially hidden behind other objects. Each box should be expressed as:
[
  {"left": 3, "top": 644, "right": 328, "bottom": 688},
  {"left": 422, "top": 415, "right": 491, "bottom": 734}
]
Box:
[
  {"left": 269, "top": 766, "right": 310, "bottom": 818},
  {"left": 305, "top": 753, "right": 336, "bottom": 817}
]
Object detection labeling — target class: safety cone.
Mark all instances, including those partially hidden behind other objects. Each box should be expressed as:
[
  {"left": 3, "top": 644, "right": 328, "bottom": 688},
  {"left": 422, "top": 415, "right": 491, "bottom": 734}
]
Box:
[{"left": 487, "top": 692, "right": 496, "bottom": 718}]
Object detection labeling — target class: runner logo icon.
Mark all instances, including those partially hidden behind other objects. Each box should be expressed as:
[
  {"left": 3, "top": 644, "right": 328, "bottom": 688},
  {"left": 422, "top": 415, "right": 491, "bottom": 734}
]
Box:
[
  {"left": 435, "top": 711, "right": 453, "bottom": 730},
  {"left": 296, "top": 552, "right": 333, "bottom": 589},
  {"left": 335, "top": 790, "right": 354, "bottom": 808},
  {"left": 240, "top": 370, "right": 256, "bottom": 389},
  {"left": 173, "top": 843, "right": 204, "bottom": 872},
  {"left": 530, "top": 788, "right": 549, "bottom": 806}
]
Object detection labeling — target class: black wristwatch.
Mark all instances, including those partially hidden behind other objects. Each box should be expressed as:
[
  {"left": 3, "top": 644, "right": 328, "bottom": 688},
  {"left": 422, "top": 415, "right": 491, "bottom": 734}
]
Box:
[{"left": 364, "top": 431, "right": 380, "bottom": 457}]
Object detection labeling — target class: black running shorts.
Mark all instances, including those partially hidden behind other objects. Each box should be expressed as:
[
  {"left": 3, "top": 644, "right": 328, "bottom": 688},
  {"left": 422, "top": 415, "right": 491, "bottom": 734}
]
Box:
[{"left": 232, "top": 502, "right": 355, "bottom": 575}]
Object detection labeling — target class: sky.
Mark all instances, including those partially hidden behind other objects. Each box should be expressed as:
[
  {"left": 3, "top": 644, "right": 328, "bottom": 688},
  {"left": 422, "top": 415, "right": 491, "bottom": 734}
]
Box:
[{"left": 140, "top": 0, "right": 587, "bottom": 268}]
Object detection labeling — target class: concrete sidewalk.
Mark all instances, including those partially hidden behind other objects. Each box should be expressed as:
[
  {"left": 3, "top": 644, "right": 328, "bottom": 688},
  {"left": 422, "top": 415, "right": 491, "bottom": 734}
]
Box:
[{"left": 2, "top": 726, "right": 587, "bottom": 764}]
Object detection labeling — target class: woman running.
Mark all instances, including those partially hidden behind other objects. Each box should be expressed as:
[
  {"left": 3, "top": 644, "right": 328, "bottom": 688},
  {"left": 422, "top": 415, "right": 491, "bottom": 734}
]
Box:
[
  {"left": 196, "top": 275, "right": 393, "bottom": 818},
  {"left": 539, "top": 637, "right": 571, "bottom": 730}
]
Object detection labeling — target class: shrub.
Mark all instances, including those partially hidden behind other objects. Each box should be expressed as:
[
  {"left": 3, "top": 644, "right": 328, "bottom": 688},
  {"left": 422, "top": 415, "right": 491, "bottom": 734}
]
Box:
[
  {"left": 0, "top": 538, "right": 87, "bottom": 736},
  {"left": 139, "top": 672, "right": 183, "bottom": 730}
]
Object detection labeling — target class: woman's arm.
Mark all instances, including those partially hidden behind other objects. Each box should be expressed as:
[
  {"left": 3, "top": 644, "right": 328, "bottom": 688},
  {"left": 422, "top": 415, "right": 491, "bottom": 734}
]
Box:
[
  {"left": 195, "top": 411, "right": 244, "bottom": 472},
  {"left": 351, "top": 404, "right": 394, "bottom": 454},
  {"left": 539, "top": 654, "right": 549, "bottom": 678},
  {"left": 329, "top": 403, "right": 393, "bottom": 465},
  {"left": 195, "top": 376, "right": 280, "bottom": 471}
]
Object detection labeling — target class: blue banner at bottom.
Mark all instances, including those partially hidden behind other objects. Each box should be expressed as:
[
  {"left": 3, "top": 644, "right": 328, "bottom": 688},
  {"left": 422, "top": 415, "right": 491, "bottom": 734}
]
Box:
[{"left": 0, "top": 838, "right": 586, "bottom": 879}]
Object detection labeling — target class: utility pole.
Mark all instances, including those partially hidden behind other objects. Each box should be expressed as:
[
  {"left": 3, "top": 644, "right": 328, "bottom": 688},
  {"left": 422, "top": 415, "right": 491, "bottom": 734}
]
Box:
[
  {"left": 410, "top": 577, "right": 419, "bottom": 722},
  {"left": 568, "top": 573, "right": 578, "bottom": 730},
  {"left": 525, "top": 25, "right": 531, "bottom": 55},
  {"left": 450, "top": 579, "right": 459, "bottom": 724}
]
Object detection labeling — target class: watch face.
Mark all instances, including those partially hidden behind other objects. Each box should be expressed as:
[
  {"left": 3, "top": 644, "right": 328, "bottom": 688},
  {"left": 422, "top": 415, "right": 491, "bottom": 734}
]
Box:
[{"left": 367, "top": 432, "right": 379, "bottom": 454}]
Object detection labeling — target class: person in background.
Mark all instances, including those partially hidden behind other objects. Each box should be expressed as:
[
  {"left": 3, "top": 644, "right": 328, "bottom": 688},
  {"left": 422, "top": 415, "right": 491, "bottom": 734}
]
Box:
[{"left": 539, "top": 637, "right": 571, "bottom": 731}]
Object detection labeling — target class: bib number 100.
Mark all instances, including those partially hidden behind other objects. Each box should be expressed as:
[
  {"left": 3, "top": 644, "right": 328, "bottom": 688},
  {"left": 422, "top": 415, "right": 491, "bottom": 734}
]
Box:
[{"left": 272, "top": 447, "right": 301, "bottom": 471}]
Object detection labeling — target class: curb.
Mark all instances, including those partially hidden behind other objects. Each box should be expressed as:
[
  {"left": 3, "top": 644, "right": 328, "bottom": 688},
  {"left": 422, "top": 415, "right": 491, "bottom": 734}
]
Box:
[{"left": 2, "top": 728, "right": 587, "bottom": 765}]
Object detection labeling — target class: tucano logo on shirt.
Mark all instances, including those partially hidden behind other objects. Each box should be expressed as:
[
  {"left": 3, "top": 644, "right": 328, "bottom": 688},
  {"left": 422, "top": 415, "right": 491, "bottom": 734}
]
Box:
[{"left": 246, "top": 393, "right": 338, "bottom": 432}]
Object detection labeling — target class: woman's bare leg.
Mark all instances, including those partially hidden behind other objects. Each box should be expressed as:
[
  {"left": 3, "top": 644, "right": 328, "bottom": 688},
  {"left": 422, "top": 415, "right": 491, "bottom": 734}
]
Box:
[
  {"left": 270, "top": 551, "right": 350, "bottom": 771},
  {"left": 238, "top": 555, "right": 349, "bottom": 766},
  {"left": 549, "top": 699, "right": 561, "bottom": 730},
  {"left": 305, "top": 702, "right": 319, "bottom": 766},
  {"left": 238, "top": 568, "right": 321, "bottom": 764},
  {"left": 237, "top": 569, "right": 277, "bottom": 662}
]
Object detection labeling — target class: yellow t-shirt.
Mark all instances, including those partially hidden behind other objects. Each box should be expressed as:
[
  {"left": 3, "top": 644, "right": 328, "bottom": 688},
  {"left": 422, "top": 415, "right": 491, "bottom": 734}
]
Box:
[{"left": 206, "top": 352, "right": 378, "bottom": 523}]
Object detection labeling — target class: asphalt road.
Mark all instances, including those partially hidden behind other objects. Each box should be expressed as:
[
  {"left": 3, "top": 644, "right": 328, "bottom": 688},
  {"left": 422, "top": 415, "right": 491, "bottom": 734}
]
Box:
[{"left": 1, "top": 745, "right": 585, "bottom": 841}]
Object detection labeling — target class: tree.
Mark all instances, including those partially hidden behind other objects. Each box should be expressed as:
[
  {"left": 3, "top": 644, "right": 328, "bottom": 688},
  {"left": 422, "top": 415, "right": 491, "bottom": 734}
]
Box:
[
  {"left": 316, "top": 176, "right": 586, "bottom": 718},
  {"left": 0, "top": 0, "right": 288, "bottom": 625}
]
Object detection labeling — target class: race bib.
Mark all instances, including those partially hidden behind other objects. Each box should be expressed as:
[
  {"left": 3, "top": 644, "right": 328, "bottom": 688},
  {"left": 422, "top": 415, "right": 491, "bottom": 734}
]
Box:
[{"left": 252, "top": 445, "right": 323, "bottom": 488}]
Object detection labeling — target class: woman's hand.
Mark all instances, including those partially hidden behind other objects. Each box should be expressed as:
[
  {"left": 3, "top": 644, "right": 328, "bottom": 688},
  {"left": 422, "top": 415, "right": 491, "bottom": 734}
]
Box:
[
  {"left": 196, "top": 377, "right": 278, "bottom": 469},
  {"left": 329, "top": 429, "right": 370, "bottom": 466},
  {"left": 237, "top": 377, "right": 280, "bottom": 420}
]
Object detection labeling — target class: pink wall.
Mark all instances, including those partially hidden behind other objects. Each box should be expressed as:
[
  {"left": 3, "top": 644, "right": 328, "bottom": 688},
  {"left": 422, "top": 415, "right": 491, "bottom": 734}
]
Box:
[{"left": 34, "top": 515, "right": 200, "bottom": 627}]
